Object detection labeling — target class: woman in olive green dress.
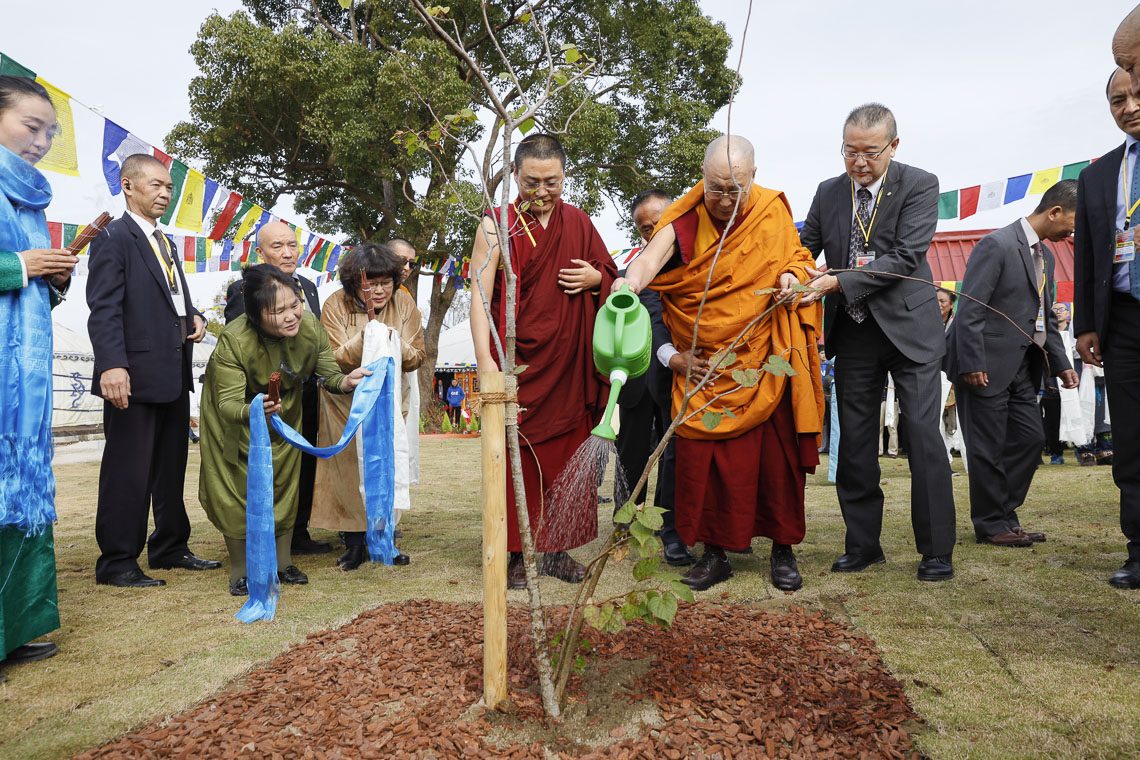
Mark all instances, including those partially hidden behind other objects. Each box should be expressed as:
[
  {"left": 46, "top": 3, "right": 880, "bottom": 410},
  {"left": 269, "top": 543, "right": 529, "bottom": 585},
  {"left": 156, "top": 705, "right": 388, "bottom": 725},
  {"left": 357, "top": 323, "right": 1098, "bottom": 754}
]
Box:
[{"left": 199, "top": 265, "right": 369, "bottom": 595}]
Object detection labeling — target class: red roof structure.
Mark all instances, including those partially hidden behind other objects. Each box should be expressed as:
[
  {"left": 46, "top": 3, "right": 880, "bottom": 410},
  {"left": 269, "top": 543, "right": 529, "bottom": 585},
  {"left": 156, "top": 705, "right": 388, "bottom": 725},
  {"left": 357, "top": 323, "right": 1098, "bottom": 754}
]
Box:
[{"left": 926, "top": 229, "right": 1075, "bottom": 283}]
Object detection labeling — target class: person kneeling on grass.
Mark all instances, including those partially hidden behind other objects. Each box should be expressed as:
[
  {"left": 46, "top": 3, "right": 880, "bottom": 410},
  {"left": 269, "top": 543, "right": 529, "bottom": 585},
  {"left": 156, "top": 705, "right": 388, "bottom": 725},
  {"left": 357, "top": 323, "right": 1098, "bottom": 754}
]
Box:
[{"left": 198, "top": 265, "right": 370, "bottom": 596}]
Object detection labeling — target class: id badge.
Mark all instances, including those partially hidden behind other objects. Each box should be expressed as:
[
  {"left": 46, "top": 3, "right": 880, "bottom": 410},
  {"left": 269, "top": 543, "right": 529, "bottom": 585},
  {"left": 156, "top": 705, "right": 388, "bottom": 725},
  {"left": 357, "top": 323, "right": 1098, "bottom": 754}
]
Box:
[
  {"left": 1115, "top": 229, "right": 1135, "bottom": 264},
  {"left": 1035, "top": 306, "right": 1045, "bottom": 332},
  {"left": 856, "top": 251, "right": 875, "bottom": 268}
]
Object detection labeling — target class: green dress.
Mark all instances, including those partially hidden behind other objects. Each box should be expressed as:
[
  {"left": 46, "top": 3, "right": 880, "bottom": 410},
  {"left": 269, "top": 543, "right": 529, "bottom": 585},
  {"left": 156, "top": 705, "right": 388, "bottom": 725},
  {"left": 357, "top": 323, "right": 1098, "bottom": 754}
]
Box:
[
  {"left": 0, "top": 252, "right": 59, "bottom": 656},
  {"left": 198, "top": 313, "right": 349, "bottom": 539}
]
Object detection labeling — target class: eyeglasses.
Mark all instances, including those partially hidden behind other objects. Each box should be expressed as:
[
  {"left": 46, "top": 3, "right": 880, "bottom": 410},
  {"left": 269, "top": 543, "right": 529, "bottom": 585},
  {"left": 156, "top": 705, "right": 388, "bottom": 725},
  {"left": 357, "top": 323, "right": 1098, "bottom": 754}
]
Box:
[
  {"left": 359, "top": 279, "right": 395, "bottom": 293},
  {"left": 840, "top": 144, "right": 893, "bottom": 161},
  {"left": 704, "top": 183, "right": 750, "bottom": 201},
  {"left": 519, "top": 177, "right": 564, "bottom": 192}
]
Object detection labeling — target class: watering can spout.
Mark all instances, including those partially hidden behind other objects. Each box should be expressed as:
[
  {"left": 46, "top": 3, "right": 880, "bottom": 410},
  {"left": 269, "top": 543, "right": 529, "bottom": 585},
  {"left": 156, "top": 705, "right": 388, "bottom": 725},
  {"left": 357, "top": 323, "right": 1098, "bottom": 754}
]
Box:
[{"left": 591, "top": 369, "right": 627, "bottom": 441}]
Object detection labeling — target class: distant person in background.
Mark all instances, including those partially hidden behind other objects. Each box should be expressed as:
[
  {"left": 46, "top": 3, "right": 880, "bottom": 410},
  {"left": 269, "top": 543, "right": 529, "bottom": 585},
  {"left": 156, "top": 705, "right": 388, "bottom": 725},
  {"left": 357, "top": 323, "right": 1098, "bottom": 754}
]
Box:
[
  {"left": 1041, "top": 303, "right": 1071, "bottom": 465},
  {"left": 389, "top": 236, "right": 418, "bottom": 291},
  {"left": 225, "top": 220, "right": 329, "bottom": 556},
  {"left": 445, "top": 377, "right": 465, "bottom": 428},
  {"left": 87, "top": 153, "right": 218, "bottom": 588},
  {"left": 948, "top": 181, "right": 1078, "bottom": 548},
  {"left": 311, "top": 244, "right": 424, "bottom": 571},
  {"left": 615, "top": 188, "right": 693, "bottom": 567},
  {"left": 0, "top": 75, "right": 78, "bottom": 677},
  {"left": 199, "top": 265, "right": 370, "bottom": 594}
]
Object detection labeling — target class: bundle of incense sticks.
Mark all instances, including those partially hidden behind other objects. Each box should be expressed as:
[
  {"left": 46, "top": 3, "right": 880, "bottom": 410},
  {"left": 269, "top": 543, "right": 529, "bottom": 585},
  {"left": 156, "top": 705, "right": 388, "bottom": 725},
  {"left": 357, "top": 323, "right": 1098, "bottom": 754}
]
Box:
[
  {"left": 66, "top": 212, "right": 113, "bottom": 254},
  {"left": 267, "top": 371, "right": 282, "bottom": 405}
]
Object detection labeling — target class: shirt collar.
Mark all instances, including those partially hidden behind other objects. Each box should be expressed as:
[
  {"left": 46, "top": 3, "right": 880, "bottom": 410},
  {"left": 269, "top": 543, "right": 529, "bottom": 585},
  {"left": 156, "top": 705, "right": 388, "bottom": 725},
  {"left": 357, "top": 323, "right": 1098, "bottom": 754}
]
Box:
[
  {"left": 1019, "top": 217, "right": 1041, "bottom": 248},
  {"left": 126, "top": 210, "right": 159, "bottom": 236},
  {"left": 1127, "top": 134, "right": 1139, "bottom": 154}
]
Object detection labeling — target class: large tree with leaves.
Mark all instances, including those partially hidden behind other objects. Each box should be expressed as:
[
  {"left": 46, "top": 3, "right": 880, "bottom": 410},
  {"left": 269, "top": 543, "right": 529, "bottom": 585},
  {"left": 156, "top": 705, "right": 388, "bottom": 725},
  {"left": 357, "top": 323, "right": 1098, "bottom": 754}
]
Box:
[{"left": 168, "top": 0, "right": 736, "bottom": 411}]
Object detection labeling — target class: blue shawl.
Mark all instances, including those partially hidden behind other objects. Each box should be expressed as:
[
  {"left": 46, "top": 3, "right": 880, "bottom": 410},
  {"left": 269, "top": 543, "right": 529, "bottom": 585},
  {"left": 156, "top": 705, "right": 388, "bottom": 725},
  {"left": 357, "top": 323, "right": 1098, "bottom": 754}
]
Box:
[
  {"left": 237, "top": 355, "right": 398, "bottom": 623},
  {"left": 0, "top": 144, "right": 55, "bottom": 534}
]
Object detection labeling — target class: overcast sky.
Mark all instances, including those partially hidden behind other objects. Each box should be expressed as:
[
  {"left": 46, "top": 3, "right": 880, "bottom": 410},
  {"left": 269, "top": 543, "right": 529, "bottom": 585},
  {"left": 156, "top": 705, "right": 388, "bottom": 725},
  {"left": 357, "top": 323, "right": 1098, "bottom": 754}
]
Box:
[{"left": 3, "top": 0, "right": 1138, "bottom": 252}]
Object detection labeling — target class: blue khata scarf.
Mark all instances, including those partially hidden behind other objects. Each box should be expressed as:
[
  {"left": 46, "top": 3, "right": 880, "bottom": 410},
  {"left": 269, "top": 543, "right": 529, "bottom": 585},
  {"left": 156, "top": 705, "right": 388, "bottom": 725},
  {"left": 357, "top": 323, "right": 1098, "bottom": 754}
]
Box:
[
  {"left": 0, "top": 144, "right": 55, "bottom": 535},
  {"left": 237, "top": 355, "right": 398, "bottom": 623}
]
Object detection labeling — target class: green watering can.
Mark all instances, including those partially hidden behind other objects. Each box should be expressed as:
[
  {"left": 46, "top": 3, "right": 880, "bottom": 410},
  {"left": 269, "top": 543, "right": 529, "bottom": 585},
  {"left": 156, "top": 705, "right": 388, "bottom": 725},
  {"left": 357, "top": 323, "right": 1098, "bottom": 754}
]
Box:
[{"left": 591, "top": 285, "right": 653, "bottom": 441}]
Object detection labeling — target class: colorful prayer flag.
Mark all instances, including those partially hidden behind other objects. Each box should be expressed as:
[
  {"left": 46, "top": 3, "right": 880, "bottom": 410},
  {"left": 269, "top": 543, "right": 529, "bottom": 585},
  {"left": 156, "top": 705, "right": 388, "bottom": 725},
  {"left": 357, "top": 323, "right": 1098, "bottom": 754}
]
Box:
[
  {"left": 209, "top": 193, "right": 245, "bottom": 240},
  {"left": 1061, "top": 161, "right": 1091, "bottom": 181},
  {"left": 0, "top": 54, "right": 35, "bottom": 78},
  {"left": 160, "top": 160, "right": 189, "bottom": 226},
  {"left": 1027, "top": 167, "right": 1061, "bottom": 195},
  {"left": 174, "top": 168, "right": 207, "bottom": 232},
  {"left": 937, "top": 191, "right": 958, "bottom": 220},
  {"left": 47, "top": 221, "right": 62, "bottom": 248},
  {"left": 100, "top": 120, "right": 150, "bottom": 194},
  {"left": 977, "top": 180, "right": 1005, "bottom": 212},
  {"left": 232, "top": 204, "right": 263, "bottom": 243},
  {"left": 35, "top": 78, "right": 79, "bottom": 177},
  {"left": 1004, "top": 174, "right": 1031, "bottom": 203},
  {"left": 153, "top": 147, "right": 173, "bottom": 168},
  {"left": 958, "top": 185, "right": 981, "bottom": 219}
]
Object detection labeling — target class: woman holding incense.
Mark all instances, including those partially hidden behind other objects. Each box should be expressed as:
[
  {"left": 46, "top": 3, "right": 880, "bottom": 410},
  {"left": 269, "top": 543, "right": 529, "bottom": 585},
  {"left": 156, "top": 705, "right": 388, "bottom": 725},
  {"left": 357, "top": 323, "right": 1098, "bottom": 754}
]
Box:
[
  {"left": 199, "top": 265, "right": 370, "bottom": 595},
  {"left": 311, "top": 243, "right": 425, "bottom": 571},
  {"left": 0, "top": 76, "right": 79, "bottom": 678}
]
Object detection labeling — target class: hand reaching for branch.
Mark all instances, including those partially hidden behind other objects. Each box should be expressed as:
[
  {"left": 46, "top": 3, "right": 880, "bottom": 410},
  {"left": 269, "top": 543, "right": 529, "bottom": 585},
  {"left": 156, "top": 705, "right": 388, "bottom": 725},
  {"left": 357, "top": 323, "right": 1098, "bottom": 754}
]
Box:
[
  {"left": 798, "top": 267, "right": 839, "bottom": 304},
  {"left": 668, "top": 349, "right": 709, "bottom": 384}
]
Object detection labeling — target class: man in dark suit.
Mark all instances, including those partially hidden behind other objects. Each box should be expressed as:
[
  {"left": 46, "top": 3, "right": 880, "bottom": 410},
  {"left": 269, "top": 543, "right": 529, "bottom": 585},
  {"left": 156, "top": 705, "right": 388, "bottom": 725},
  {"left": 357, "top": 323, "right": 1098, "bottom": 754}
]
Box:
[
  {"left": 223, "top": 220, "right": 329, "bottom": 555},
  {"left": 950, "top": 181, "right": 1080, "bottom": 548},
  {"left": 87, "top": 154, "right": 220, "bottom": 587},
  {"left": 1073, "top": 67, "right": 1140, "bottom": 589},
  {"left": 614, "top": 189, "right": 693, "bottom": 567},
  {"left": 797, "top": 103, "right": 956, "bottom": 582}
]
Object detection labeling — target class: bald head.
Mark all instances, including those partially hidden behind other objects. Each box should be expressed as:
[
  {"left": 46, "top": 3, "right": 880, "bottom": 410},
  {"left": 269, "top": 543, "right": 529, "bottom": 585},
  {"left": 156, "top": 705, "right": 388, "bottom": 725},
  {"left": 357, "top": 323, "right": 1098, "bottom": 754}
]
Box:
[
  {"left": 1113, "top": 5, "right": 1140, "bottom": 96},
  {"left": 701, "top": 135, "right": 756, "bottom": 223},
  {"left": 256, "top": 220, "right": 299, "bottom": 274},
  {"left": 388, "top": 236, "right": 416, "bottom": 283}
]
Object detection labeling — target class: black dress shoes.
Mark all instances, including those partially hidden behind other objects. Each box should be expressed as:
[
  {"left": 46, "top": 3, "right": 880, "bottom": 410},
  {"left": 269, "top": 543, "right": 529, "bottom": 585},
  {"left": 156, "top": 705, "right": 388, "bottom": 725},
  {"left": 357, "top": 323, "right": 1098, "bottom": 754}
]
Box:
[
  {"left": 229, "top": 577, "right": 248, "bottom": 596},
  {"left": 337, "top": 546, "right": 367, "bottom": 571},
  {"left": 917, "top": 555, "right": 954, "bottom": 582},
  {"left": 1108, "top": 560, "right": 1140, "bottom": 589},
  {"left": 150, "top": 553, "right": 222, "bottom": 571},
  {"left": 291, "top": 536, "right": 333, "bottom": 555},
  {"left": 681, "top": 549, "right": 733, "bottom": 591},
  {"left": 976, "top": 530, "right": 1033, "bottom": 547},
  {"left": 663, "top": 540, "right": 695, "bottom": 567},
  {"left": 770, "top": 543, "right": 803, "bottom": 591},
  {"left": 392, "top": 552, "right": 410, "bottom": 566},
  {"left": 277, "top": 565, "right": 309, "bottom": 585},
  {"left": 3, "top": 641, "right": 59, "bottom": 664},
  {"left": 97, "top": 568, "right": 166, "bottom": 588},
  {"left": 540, "top": 551, "right": 586, "bottom": 583},
  {"left": 830, "top": 551, "right": 886, "bottom": 573}
]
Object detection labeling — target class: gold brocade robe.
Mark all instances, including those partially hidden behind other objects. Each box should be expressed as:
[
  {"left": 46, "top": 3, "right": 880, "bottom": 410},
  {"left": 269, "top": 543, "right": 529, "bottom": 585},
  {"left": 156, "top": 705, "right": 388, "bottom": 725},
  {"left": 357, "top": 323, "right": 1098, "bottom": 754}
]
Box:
[{"left": 310, "top": 290, "right": 426, "bottom": 532}]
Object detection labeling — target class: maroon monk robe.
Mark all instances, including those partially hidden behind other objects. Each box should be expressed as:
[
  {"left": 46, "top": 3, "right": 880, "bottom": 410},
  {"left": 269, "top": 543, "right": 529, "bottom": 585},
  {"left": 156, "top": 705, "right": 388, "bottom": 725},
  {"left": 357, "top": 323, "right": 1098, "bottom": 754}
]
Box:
[
  {"left": 665, "top": 207, "right": 819, "bottom": 551},
  {"left": 489, "top": 198, "right": 617, "bottom": 552}
]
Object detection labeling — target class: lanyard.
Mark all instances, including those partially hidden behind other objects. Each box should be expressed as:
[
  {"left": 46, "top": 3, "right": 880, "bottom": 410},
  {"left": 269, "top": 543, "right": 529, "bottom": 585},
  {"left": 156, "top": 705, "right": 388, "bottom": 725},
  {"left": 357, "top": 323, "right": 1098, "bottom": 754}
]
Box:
[
  {"left": 1121, "top": 155, "right": 1140, "bottom": 229},
  {"left": 149, "top": 231, "right": 178, "bottom": 290},
  {"left": 851, "top": 165, "right": 889, "bottom": 249}
]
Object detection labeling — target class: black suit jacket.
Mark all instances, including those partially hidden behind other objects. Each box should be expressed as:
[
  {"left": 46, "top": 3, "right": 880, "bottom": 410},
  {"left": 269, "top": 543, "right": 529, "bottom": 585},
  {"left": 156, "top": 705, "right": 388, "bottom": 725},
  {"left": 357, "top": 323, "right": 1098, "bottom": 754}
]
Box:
[
  {"left": 947, "top": 220, "right": 1071, "bottom": 396},
  {"left": 1074, "top": 142, "right": 1126, "bottom": 344},
  {"left": 224, "top": 271, "right": 321, "bottom": 323},
  {"left": 799, "top": 160, "right": 943, "bottom": 364},
  {"left": 617, "top": 287, "right": 672, "bottom": 411},
  {"left": 87, "top": 214, "right": 202, "bottom": 404}
]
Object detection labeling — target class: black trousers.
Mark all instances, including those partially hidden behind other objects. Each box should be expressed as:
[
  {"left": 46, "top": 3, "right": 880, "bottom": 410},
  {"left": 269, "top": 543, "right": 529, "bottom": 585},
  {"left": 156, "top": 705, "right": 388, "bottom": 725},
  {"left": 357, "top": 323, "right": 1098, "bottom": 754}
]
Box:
[
  {"left": 293, "top": 383, "right": 319, "bottom": 541},
  {"left": 956, "top": 361, "right": 1044, "bottom": 539},
  {"left": 833, "top": 314, "right": 956, "bottom": 557},
  {"left": 1040, "top": 390, "right": 1063, "bottom": 456},
  {"left": 1103, "top": 295, "right": 1140, "bottom": 562},
  {"left": 95, "top": 391, "right": 192, "bottom": 579},
  {"left": 615, "top": 388, "right": 680, "bottom": 544}
]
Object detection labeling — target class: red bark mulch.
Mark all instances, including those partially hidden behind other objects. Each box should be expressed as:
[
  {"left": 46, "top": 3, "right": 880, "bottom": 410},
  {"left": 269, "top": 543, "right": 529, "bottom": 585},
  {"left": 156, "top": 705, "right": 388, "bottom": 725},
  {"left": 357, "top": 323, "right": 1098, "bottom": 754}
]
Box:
[{"left": 77, "top": 600, "right": 923, "bottom": 759}]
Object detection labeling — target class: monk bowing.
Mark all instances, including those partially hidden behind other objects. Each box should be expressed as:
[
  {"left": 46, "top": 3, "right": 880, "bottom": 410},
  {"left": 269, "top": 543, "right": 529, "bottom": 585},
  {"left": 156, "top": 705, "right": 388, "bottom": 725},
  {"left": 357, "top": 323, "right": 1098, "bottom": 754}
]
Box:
[
  {"left": 616, "top": 135, "right": 825, "bottom": 592},
  {"left": 469, "top": 133, "right": 618, "bottom": 589}
]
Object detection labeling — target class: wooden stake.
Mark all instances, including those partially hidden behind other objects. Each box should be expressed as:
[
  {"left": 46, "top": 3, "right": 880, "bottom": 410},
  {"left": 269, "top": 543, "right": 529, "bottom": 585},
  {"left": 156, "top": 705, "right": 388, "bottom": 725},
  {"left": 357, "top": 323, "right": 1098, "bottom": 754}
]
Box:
[{"left": 480, "top": 370, "right": 508, "bottom": 709}]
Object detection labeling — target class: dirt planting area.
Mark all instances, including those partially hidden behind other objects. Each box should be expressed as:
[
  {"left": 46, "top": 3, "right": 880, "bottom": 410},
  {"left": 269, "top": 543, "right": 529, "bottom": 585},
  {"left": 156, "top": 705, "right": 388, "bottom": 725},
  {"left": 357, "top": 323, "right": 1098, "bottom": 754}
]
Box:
[{"left": 77, "top": 600, "right": 921, "bottom": 759}]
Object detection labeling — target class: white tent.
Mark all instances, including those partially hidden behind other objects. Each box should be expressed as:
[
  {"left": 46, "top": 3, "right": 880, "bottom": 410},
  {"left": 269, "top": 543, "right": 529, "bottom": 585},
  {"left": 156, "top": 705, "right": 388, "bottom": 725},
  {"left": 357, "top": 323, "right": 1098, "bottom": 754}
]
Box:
[{"left": 435, "top": 320, "right": 476, "bottom": 368}]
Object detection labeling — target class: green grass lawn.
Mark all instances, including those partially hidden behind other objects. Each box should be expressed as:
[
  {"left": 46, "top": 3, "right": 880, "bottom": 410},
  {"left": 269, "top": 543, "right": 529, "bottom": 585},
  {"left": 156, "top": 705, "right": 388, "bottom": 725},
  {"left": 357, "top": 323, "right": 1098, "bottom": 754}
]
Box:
[{"left": 1, "top": 438, "right": 1137, "bottom": 759}]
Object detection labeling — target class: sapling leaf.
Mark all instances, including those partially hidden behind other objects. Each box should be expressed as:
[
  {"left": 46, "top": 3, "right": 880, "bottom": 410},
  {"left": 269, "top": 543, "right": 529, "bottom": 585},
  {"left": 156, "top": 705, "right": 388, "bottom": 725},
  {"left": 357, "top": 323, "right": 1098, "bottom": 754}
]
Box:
[
  {"left": 513, "top": 364, "right": 529, "bottom": 374},
  {"left": 760, "top": 355, "right": 796, "bottom": 377},
  {"left": 633, "top": 556, "right": 660, "bottom": 581},
  {"left": 702, "top": 411, "right": 723, "bottom": 431},
  {"left": 732, "top": 368, "right": 760, "bottom": 387}
]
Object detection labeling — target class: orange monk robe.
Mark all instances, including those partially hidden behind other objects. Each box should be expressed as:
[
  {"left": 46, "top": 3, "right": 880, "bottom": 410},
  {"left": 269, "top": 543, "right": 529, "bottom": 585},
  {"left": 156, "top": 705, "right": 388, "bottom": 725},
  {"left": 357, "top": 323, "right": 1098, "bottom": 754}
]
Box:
[{"left": 649, "top": 182, "right": 825, "bottom": 550}]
